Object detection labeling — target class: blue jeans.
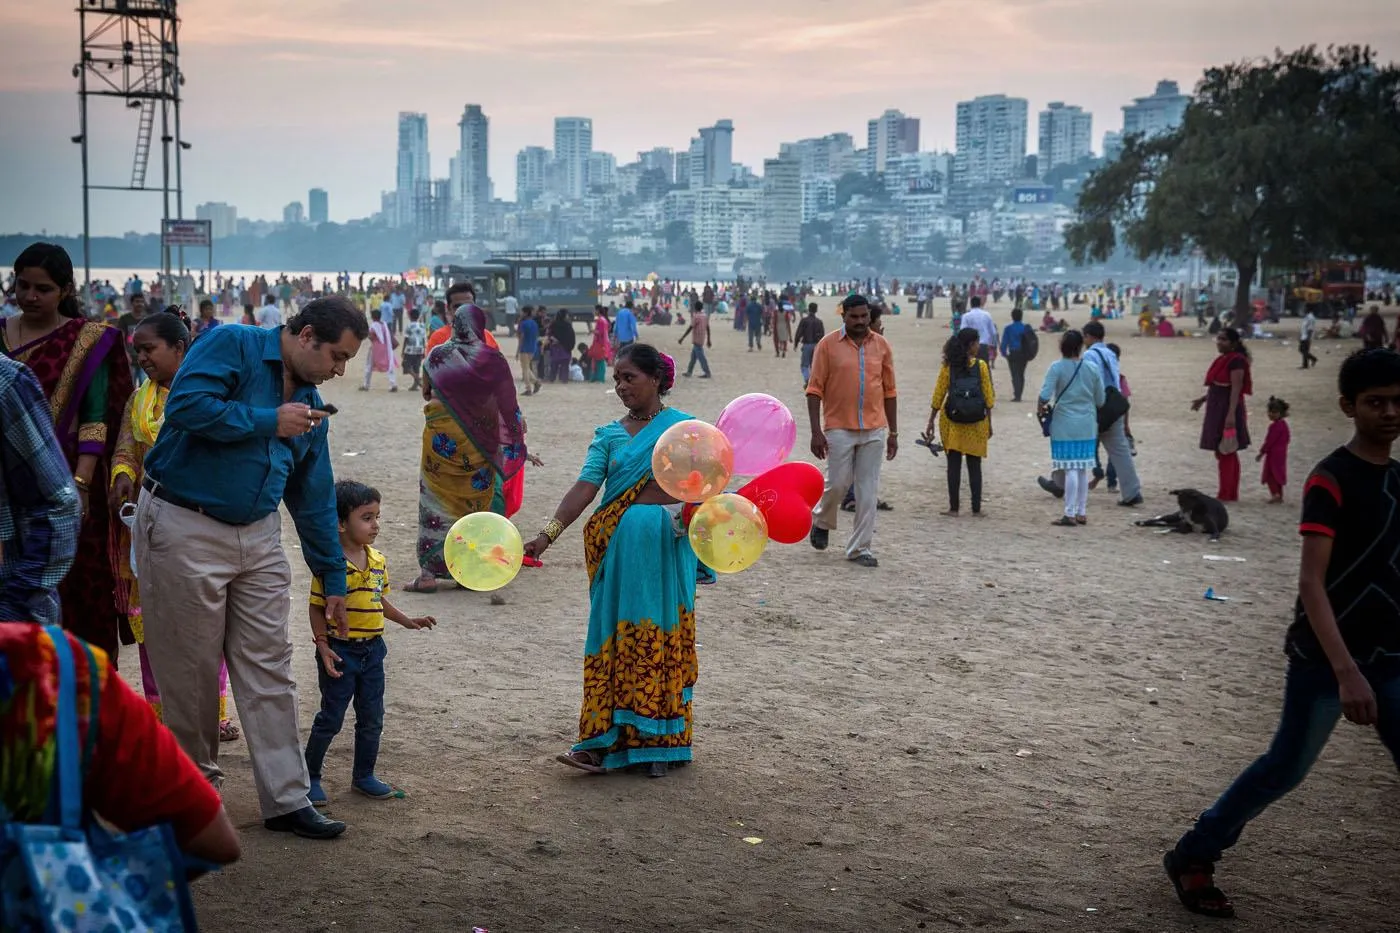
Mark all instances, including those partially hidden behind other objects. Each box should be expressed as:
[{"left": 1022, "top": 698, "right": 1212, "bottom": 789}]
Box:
[
  {"left": 686, "top": 344, "right": 711, "bottom": 376},
  {"left": 800, "top": 344, "right": 816, "bottom": 384},
  {"left": 304, "top": 636, "right": 387, "bottom": 782},
  {"left": 748, "top": 326, "right": 762, "bottom": 349},
  {"left": 1176, "top": 657, "right": 1400, "bottom": 863}
]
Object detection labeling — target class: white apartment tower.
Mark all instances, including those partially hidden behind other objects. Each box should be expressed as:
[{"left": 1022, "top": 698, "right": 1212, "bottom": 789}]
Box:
[
  {"left": 761, "top": 157, "right": 802, "bottom": 253},
  {"left": 516, "top": 146, "right": 550, "bottom": 204},
  {"left": 867, "top": 109, "right": 920, "bottom": 174},
  {"left": 1122, "top": 80, "right": 1191, "bottom": 139},
  {"left": 1037, "top": 102, "right": 1092, "bottom": 177},
  {"left": 395, "top": 112, "right": 429, "bottom": 228},
  {"left": 688, "top": 120, "right": 734, "bottom": 188},
  {"left": 954, "top": 95, "right": 1029, "bottom": 187},
  {"left": 554, "top": 117, "right": 593, "bottom": 200},
  {"left": 456, "top": 105, "right": 490, "bottom": 235}
]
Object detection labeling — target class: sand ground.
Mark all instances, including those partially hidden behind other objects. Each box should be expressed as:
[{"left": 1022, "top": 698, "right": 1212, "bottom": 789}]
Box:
[{"left": 185, "top": 298, "right": 1397, "bottom": 933}]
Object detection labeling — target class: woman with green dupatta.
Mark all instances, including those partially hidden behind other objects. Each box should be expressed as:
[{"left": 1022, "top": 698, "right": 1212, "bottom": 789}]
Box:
[{"left": 524, "top": 344, "right": 699, "bottom": 778}]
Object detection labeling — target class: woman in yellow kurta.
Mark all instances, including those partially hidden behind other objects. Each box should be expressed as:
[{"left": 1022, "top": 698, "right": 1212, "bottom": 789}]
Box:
[
  {"left": 108, "top": 311, "right": 240, "bottom": 741},
  {"left": 924, "top": 327, "right": 995, "bottom": 515}
]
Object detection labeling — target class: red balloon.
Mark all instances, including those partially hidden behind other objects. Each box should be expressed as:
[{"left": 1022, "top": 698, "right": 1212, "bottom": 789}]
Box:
[
  {"left": 747, "top": 461, "right": 825, "bottom": 508},
  {"left": 759, "top": 492, "right": 814, "bottom": 544}
]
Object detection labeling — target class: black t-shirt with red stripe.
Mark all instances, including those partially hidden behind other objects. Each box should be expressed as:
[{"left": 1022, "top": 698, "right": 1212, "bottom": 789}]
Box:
[{"left": 1288, "top": 446, "right": 1400, "bottom": 663}]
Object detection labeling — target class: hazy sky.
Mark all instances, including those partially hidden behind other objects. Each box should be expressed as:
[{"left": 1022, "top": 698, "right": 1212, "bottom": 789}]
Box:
[{"left": 2, "top": 0, "right": 1395, "bottom": 236}]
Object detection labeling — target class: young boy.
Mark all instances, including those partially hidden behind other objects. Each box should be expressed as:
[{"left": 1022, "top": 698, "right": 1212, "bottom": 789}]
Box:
[
  {"left": 516, "top": 305, "right": 542, "bottom": 395},
  {"left": 1165, "top": 348, "right": 1400, "bottom": 919},
  {"left": 402, "top": 307, "right": 427, "bottom": 391},
  {"left": 306, "top": 481, "right": 435, "bottom": 804}
]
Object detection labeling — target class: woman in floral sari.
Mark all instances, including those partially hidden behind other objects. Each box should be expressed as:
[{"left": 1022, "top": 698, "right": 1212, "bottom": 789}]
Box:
[
  {"left": 107, "top": 312, "right": 239, "bottom": 741},
  {"left": 524, "top": 344, "right": 699, "bottom": 778},
  {"left": 408, "top": 304, "right": 533, "bottom": 592},
  {"left": 2, "top": 243, "right": 133, "bottom": 658}
]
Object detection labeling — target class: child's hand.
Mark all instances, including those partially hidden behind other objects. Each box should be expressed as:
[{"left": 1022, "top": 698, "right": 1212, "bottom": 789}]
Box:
[
  {"left": 403, "top": 615, "right": 436, "bottom": 630},
  {"left": 316, "top": 641, "right": 342, "bottom": 678}
]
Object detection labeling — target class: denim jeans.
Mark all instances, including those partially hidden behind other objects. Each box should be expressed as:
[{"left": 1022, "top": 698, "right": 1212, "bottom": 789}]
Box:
[
  {"left": 304, "top": 636, "right": 388, "bottom": 782},
  {"left": 1176, "top": 657, "right": 1400, "bottom": 863},
  {"left": 686, "top": 344, "right": 711, "bottom": 376},
  {"left": 800, "top": 344, "right": 816, "bottom": 384}
]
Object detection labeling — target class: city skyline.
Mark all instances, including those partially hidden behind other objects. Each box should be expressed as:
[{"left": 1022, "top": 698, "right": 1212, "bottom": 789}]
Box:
[{"left": 1, "top": 0, "right": 1393, "bottom": 235}]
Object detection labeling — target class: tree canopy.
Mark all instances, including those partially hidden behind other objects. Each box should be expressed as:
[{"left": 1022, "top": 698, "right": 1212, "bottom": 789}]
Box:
[{"left": 1066, "top": 45, "right": 1400, "bottom": 313}]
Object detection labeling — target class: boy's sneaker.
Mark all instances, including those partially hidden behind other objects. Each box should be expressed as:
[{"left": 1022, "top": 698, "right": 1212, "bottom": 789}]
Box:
[
  {"left": 352, "top": 775, "right": 404, "bottom": 800},
  {"left": 308, "top": 777, "right": 328, "bottom": 807}
]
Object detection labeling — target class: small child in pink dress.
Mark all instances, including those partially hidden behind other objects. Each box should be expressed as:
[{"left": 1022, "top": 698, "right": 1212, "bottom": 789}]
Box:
[{"left": 1257, "top": 396, "right": 1291, "bottom": 503}]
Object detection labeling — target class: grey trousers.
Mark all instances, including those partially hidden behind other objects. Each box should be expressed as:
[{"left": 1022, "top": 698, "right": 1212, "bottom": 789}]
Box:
[
  {"left": 812, "top": 427, "right": 886, "bottom": 558},
  {"left": 135, "top": 489, "right": 312, "bottom": 819},
  {"left": 1100, "top": 417, "right": 1141, "bottom": 501}
]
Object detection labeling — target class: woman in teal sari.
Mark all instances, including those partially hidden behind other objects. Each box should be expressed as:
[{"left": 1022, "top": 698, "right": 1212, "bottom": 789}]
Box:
[{"left": 524, "top": 344, "right": 699, "bottom": 778}]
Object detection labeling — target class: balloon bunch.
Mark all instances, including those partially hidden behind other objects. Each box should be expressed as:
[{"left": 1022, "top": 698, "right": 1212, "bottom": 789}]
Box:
[{"left": 651, "top": 393, "right": 824, "bottom": 575}]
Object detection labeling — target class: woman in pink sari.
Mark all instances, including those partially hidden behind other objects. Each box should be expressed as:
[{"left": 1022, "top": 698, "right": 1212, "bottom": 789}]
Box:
[
  {"left": 588, "top": 306, "right": 614, "bottom": 383},
  {"left": 361, "top": 306, "right": 398, "bottom": 391}
]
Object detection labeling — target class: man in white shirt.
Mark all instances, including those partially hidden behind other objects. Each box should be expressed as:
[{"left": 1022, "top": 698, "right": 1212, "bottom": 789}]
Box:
[
  {"left": 959, "top": 297, "right": 999, "bottom": 367},
  {"left": 256, "top": 295, "right": 282, "bottom": 329},
  {"left": 502, "top": 294, "right": 519, "bottom": 335},
  {"left": 1299, "top": 309, "right": 1319, "bottom": 369}
]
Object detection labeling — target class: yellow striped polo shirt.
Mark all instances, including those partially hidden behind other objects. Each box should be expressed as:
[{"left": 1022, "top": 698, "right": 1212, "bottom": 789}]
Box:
[{"left": 311, "top": 546, "right": 389, "bottom": 639}]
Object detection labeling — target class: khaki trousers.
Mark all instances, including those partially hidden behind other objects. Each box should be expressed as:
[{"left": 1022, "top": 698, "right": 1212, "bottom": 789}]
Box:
[
  {"left": 134, "top": 488, "right": 311, "bottom": 819},
  {"left": 812, "top": 427, "right": 886, "bottom": 558}
]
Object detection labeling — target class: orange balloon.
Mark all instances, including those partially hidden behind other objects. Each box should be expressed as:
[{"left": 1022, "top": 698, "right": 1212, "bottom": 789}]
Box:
[{"left": 651, "top": 420, "right": 734, "bottom": 502}]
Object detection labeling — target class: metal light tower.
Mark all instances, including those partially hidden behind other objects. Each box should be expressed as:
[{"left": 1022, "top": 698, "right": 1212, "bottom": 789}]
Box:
[{"left": 74, "top": 0, "right": 187, "bottom": 292}]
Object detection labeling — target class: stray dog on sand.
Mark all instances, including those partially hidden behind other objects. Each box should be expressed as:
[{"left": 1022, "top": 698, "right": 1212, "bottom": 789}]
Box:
[{"left": 1134, "top": 488, "right": 1230, "bottom": 542}]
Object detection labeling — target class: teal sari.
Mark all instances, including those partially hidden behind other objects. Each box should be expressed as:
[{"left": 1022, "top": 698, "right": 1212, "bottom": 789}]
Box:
[{"left": 575, "top": 407, "right": 699, "bottom": 769}]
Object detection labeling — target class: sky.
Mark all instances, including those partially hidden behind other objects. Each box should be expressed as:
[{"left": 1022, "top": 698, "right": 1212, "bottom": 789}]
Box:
[{"left": 1, "top": 0, "right": 1395, "bottom": 236}]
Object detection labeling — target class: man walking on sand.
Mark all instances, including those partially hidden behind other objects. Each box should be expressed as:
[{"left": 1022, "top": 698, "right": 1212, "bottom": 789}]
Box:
[
  {"left": 678, "top": 306, "right": 712, "bottom": 378},
  {"left": 136, "top": 296, "right": 366, "bottom": 840},
  {"left": 806, "top": 294, "right": 898, "bottom": 568},
  {"left": 1083, "top": 320, "right": 1143, "bottom": 506},
  {"left": 795, "top": 302, "right": 825, "bottom": 387}
]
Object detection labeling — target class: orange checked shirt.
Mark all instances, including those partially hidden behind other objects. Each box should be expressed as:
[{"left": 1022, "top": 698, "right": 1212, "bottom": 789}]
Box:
[{"left": 805, "top": 328, "right": 897, "bottom": 432}]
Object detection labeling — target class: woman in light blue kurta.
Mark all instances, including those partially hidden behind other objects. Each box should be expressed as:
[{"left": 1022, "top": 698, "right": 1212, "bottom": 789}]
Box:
[
  {"left": 1038, "top": 329, "right": 1105, "bottom": 526},
  {"left": 523, "top": 345, "right": 699, "bottom": 777}
]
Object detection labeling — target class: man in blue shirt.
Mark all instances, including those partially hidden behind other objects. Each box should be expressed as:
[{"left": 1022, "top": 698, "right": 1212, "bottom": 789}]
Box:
[
  {"left": 746, "top": 295, "right": 764, "bottom": 351},
  {"left": 614, "top": 301, "right": 639, "bottom": 348},
  {"left": 516, "top": 305, "right": 542, "bottom": 394},
  {"left": 1083, "top": 320, "right": 1142, "bottom": 506},
  {"left": 136, "top": 296, "right": 366, "bottom": 841},
  {"left": 999, "top": 307, "right": 1033, "bottom": 402}
]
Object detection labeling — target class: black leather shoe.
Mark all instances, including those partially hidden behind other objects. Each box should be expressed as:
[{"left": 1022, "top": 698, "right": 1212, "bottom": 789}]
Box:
[
  {"left": 809, "top": 526, "right": 829, "bottom": 550},
  {"left": 264, "top": 805, "right": 347, "bottom": 840},
  {"left": 1037, "top": 476, "right": 1064, "bottom": 499}
]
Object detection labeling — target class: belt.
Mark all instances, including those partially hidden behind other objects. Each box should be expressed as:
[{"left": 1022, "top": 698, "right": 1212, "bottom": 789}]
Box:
[{"left": 141, "top": 476, "right": 232, "bottom": 524}]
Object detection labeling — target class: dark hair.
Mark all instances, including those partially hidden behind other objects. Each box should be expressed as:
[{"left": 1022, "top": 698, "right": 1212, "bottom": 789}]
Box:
[
  {"left": 970, "top": 295, "right": 983, "bottom": 309},
  {"left": 1060, "top": 329, "right": 1085, "bottom": 357},
  {"left": 334, "top": 480, "right": 381, "bottom": 522},
  {"left": 1107, "top": 342, "right": 1122, "bottom": 359},
  {"left": 1339, "top": 348, "right": 1400, "bottom": 402},
  {"left": 841, "top": 294, "right": 869, "bottom": 312},
  {"left": 869, "top": 303, "right": 883, "bottom": 324},
  {"left": 1011, "top": 307, "right": 1023, "bottom": 322},
  {"left": 370, "top": 307, "right": 382, "bottom": 321},
  {"left": 944, "top": 327, "right": 980, "bottom": 372},
  {"left": 596, "top": 305, "right": 610, "bottom": 321},
  {"left": 13, "top": 242, "right": 82, "bottom": 318},
  {"left": 615, "top": 343, "right": 675, "bottom": 396},
  {"left": 287, "top": 295, "right": 369, "bottom": 344},
  {"left": 133, "top": 310, "right": 190, "bottom": 351},
  {"left": 1267, "top": 395, "right": 1291, "bottom": 418},
  {"left": 408, "top": 306, "right": 420, "bottom": 320},
  {"left": 576, "top": 342, "right": 590, "bottom": 354},
  {"left": 1083, "top": 320, "right": 1105, "bottom": 340},
  {"left": 807, "top": 303, "right": 818, "bottom": 314},
  {"left": 1220, "top": 327, "right": 1249, "bottom": 359},
  {"left": 198, "top": 298, "right": 214, "bottom": 312},
  {"left": 445, "top": 282, "right": 474, "bottom": 305}
]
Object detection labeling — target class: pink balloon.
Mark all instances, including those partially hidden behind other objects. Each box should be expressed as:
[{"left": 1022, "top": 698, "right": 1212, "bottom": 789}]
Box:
[{"left": 716, "top": 393, "right": 796, "bottom": 475}]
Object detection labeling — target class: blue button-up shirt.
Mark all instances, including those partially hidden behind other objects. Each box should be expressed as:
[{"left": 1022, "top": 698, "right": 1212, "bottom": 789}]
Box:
[
  {"left": 614, "top": 308, "right": 639, "bottom": 343},
  {"left": 144, "top": 325, "right": 346, "bottom": 595},
  {"left": 1084, "top": 342, "right": 1121, "bottom": 392}
]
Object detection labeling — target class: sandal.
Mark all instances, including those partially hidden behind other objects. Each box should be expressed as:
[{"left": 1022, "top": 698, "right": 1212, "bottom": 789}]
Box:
[
  {"left": 555, "top": 750, "right": 606, "bottom": 774},
  {"left": 1164, "top": 850, "right": 1235, "bottom": 918},
  {"left": 218, "top": 719, "right": 241, "bottom": 742},
  {"left": 402, "top": 576, "right": 439, "bottom": 594},
  {"left": 1051, "top": 516, "right": 1078, "bottom": 527},
  {"left": 877, "top": 500, "right": 893, "bottom": 511},
  {"left": 1075, "top": 516, "right": 1087, "bottom": 525}
]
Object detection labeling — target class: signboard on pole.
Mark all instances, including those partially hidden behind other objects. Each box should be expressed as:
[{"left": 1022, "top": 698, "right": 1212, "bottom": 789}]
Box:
[{"left": 161, "top": 219, "right": 212, "bottom": 248}]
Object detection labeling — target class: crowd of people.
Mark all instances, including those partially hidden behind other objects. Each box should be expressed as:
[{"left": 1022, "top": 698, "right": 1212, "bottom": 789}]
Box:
[{"left": 4, "top": 241, "right": 1400, "bottom": 925}]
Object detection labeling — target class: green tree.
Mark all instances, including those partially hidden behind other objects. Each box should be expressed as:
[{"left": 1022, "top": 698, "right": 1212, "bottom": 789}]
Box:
[
  {"left": 924, "top": 232, "right": 949, "bottom": 263},
  {"left": 764, "top": 247, "right": 803, "bottom": 282},
  {"left": 1066, "top": 45, "right": 1400, "bottom": 316},
  {"left": 962, "top": 243, "right": 992, "bottom": 266},
  {"left": 801, "top": 219, "right": 832, "bottom": 264},
  {"left": 850, "top": 224, "right": 888, "bottom": 270},
  {"left": 664, "top": 220, "right": 695, "bottom": 266},
  {"left": 835, "top": 172, "right": 889, "bottom": 207},
  {"left": 1003, "top": 235, "right": 1033, "bottom": 266}
]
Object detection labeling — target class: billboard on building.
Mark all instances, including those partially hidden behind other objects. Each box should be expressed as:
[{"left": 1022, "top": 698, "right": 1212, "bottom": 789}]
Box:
[{"left": 1010, "top": 186, "right": 1053, "bottom": 205}]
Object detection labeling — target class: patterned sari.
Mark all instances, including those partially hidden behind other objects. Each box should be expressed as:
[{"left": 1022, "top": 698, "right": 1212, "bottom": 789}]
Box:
[
  {"left": 574, "top": 407, "right": 699, "bottom": 769},
  {"left": 2, "top": 318, "right": 133, "bottom": 658}
]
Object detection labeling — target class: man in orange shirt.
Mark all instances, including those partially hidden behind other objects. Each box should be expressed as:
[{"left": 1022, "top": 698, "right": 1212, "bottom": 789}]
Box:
[
  {"left": 426, "top": 282, "right": 500, "bottom": 357},
  {"left": 805, "top": 294, "right": 898, "bottom": 568}
]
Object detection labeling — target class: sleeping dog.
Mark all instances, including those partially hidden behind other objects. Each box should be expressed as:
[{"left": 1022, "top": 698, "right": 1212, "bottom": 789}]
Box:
[{"left": 1134, "top": 488, "right": 1230, "bottom": 542}]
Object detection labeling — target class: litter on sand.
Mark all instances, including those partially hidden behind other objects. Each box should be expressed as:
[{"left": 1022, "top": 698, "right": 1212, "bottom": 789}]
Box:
[
  {"left": 1203, "top": 555, "right": 1247, "bottom": 562},
  {"left": 742, "top": 837, "right": 763, "bottom": 845},
  {"left": 1203, "top": 588, "right": 1231, "bottom": 601}
]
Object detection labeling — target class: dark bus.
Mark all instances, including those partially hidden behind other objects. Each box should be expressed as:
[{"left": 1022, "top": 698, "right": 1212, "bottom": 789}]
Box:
[{"left": 434, "top": 250, "right": 600, "bottom": 331}]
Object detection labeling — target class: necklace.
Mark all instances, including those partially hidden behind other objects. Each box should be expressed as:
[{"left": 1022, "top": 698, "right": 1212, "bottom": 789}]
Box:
[{"left": 627, "top": 405, "right": 665, "bottom": 422}]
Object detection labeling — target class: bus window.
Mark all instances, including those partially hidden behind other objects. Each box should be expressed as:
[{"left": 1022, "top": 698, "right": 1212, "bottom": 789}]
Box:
[
  {"left": 494, "top": 276, "right": 508, "bottom": 295},
  {"left": 518, "top": 268, "right": 534, "bottom": 280},
  {"left": 572, "top": 266, "right": 592, "bottom": 280},
  {"left": 551, "top": 267, "right": 567, "bottom": 279}
]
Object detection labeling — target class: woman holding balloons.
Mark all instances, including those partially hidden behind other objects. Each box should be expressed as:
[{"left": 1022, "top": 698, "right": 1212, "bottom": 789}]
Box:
[{"left": 524, "top": 345, "right": 701, "bottom": 778}]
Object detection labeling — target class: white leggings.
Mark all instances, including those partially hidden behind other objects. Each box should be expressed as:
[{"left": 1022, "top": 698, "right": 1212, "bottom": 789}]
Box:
[{"left": 1063, "top": 468, "right": 1089, "bottom": 518}]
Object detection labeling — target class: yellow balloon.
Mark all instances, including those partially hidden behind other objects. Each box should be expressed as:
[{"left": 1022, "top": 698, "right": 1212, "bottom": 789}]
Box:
[
  {"left": 687, "top": 493, "right": 769, "bottom": 574},
  {"left": 443, "top": 512, "right": 524, "bottom": 592},
  {"left": 651, "top": 420, "right": 735, "bottom": 502}
]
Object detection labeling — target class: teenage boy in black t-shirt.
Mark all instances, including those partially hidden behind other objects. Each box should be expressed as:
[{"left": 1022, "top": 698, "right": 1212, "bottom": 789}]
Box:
[{"left": 1166, "top": 348, "right": 1400, "bottom": 919}]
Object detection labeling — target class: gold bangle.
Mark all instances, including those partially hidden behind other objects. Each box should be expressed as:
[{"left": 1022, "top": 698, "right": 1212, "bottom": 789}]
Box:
[
  {"left": 72, "top": 475, "right": 90, "bottom": 490},
  {"left": 542, "top": 518, "right": 564, "bottom": 543}
]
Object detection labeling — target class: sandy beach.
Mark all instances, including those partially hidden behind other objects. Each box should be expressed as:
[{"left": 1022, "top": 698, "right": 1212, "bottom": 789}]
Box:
[{"left": 182, "top": 297, "right": 1397, "bottom": 933}]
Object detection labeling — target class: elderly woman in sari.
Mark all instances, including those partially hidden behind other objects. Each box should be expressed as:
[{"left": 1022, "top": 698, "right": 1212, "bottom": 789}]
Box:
[
  {"left": 407, "top": 305, "right": 535, "bottom": 593},
  {"left": 2, "top": 243, "right": 133, "bottom": 658},
  {"left": 524, "top": 344, "right": 699, "bottom": 778}
]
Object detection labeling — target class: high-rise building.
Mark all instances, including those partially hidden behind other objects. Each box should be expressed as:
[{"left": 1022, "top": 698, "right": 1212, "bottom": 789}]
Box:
[
  {"left": 688, "top": 120, "right": 735, "bottom": 189},
  {"left": 638, "top": 147, "right": 677, "bottom": 183},
  {"left": 780, "top": 133, "right": 857, "bottom": 179},
  {"left": 954, "top": 94, "right": 1029, "bottom": 188},
  {"left": 674, "top": 151, "right": 692, "bottom": 189},
  {"left": 282, "top": 201, "right": 305, "bottom": 225},
  {"left": 307, "top": 188, "right": 329, "bottom": 224},
  {"left": 1122, "top": 80, "right": 1191, "bottom": 139},
  {"left": 761, "top": 157, "right": 802, "bottom": 254},
  {"left": 866, "top": 109, "right": 920, "bottom": 174},
  {"left": 1102, "top": 131, "right": 1124, "bottom": 162},
  {"left": 588, "top": 152, "right": 617, "bottom": 191},
  {"left": 395, "top": 112, "right": 429, "bottom": 228},
  {"left": 516, "top": 146, "right": 551, "bottom": 204},
  {"left": 1037, "top": 102, "right": 1093, "bottom": 177},
  {"left": 194, "top": 201, "right": 238, "bottom": 239},
  {"left": 554, "top": 117, "right": 593, "bottom": 200},
  {"left": 457, "top": 104, "right": 490, "bottom": 235}
]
